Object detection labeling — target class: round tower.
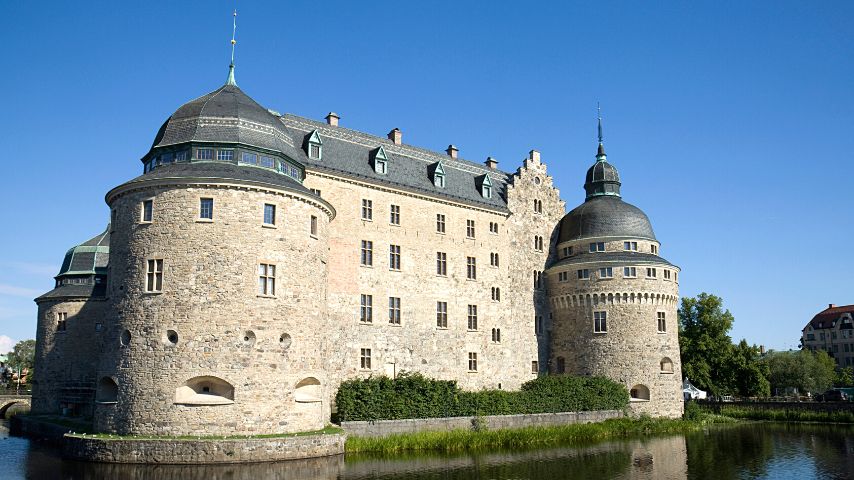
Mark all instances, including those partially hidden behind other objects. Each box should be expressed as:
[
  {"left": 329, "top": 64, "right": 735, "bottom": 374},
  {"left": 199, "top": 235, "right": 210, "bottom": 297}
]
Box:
[
  {"left": 546, "top": 128, "right": 683, "bottom": 418},
  {"left": 94, "top": 71, "right": 336, "bottom": 435}
]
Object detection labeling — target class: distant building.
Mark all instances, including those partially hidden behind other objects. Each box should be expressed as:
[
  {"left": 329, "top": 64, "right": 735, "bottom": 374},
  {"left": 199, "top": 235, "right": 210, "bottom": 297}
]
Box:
[{"left": 801, "top": 304, "right": 854, "bottom": 367}]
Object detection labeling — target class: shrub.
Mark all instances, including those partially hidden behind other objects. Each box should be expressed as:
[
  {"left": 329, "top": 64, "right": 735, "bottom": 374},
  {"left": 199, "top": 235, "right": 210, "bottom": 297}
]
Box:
[{"left": 335, "top": 372, "right": 629, "bottom": 422}]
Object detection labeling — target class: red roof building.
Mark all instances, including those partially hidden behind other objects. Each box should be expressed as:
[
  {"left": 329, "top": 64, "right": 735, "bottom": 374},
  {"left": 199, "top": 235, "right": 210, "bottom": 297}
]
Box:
[{"left": 802, "top": 304, "right": 854, "bottom": 367}]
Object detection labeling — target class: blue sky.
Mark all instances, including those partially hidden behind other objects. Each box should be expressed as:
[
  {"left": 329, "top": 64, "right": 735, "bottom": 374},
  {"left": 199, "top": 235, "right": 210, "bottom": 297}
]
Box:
[{"left": 1, "top": 1, "right": 851, "bottom": 352}]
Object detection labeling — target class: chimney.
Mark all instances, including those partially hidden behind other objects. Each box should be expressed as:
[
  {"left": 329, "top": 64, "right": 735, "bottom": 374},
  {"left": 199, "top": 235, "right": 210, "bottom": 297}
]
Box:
[
  {"left": 446, "top": 145, "right": 458, "bottom": 159},
  {"left": 829, "top": 304, "right": 837, "bottom": 309},
  {"left": 388, "top": 128, "right": 402, "bottom": 145},
  {"left": 529, "top": 149, "right": 541, "bottom": 163},
  {"left": 325, "top": 112, "right": 339, "bottom": 127},
  {"left": 484, "top": 157, "right": 498, "bottom": 169}
]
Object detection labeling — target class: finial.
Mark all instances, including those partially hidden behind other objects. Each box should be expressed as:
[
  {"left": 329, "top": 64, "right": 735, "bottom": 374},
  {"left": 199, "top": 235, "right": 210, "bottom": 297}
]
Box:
[
  {"left": 226, "top": 10, "right": 238, "bottom": 86},
  {"left": 596, "top": 103, "right": 606, "bottom": 160}
]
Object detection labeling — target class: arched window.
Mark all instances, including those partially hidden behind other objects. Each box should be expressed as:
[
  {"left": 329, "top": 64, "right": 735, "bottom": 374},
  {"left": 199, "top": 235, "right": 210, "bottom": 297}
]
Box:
[
  {"left": 660, "top": 357, "right": 674, "bottom": 373},
  {"left": 630, "top": 384, "right": 650, "bottom": 401},
  {"left": 96, "top": 377, "right": 118, "bottom": 403},
  {"left": 294, "top": 377, "right": 322, "bottom": 403},
  {"left": 175, "top": 376, "right": 235, "bottom": 405}
]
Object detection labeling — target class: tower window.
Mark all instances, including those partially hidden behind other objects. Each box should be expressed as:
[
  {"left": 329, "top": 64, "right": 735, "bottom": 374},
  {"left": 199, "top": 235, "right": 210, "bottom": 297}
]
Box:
[
  {"left": 436, "top": 301, "right": 448, "bottom": 328},
  {"left": 56, "top": 312, "right": 67, "bottom": 332},
  {"left": 599, "top": 267, "right": 613, "bottom": 279},
  {"left": 141, "top": 200, "right": 153, "bottom": 223},
  {"left": 489, "top": 222, "right": 499, "bottom": 234},
  {"left": 562, "top": 246, "right": 573, "bottom": 257},
  {"left": 594, "top": 311, "right": 607, "bottom": 333},
  {"left": 310, "top": 216, "right": 318, "bottom": 236},
  {"left": 390, "top": 204, "right": 400, "bottom": 225},
  {"left": 651, "top": 245, "right": 658, "bottom": 255},
  {"left": 589, "top": 242, "right": 605, "bottom": 252},
  {"left": 307, "top": 130, "right": 323, "bottom": 159},
  {"left": 556, "top": 356, "right": 565, "bottom": 374},
  {"left": 361, "top": 199, "right": 373, "bottom": 221},
  {"left": 558, "top": 271, "right": 568, "bottom": 282},
  {"left": 534, "top": 235, "right": 544, "bottom": 251},
  {"left": 657, "top": 312, "right": 666, "bottom": 333},
  {"left": 388, "top": 297, "right": 401, "bottom": 325},
  {"left": 578, "top": 269, "right": 589, "bottom": 280},
  {"left": 216, "top": 149, "right": 234, "bottom": 161},
  {"left": 436, "top": 214, "right": 446, "bottom": 233},
  {"left": 241, "top": 152, "right": 258, "bottom": 165},
  {"left": 624, "top": 267, "right": 637, "bottom": 278},
  {"left": 534, "top": 270, "right": 543, "bottom": 289},
  {"left": 360, "top": 294, "right": 373, "bottom": 323},
  {"left": 646, "top": 268, "right": 657, "bottom": 278},
  {"left": 491, "top": 287, "right": 501, "bottom": 302},
  {"left": 146, "top": 259, "right": 163, "bottom": 292},
  {"left": 258, "top": 263, "right": 275, "bottom": 296},
  {"left": 468, "top": 352, "right": 478, "bottom": 372},
  {"left": 664, "top": 270, "right": 672, "bottom": 280},
  {"left": 196, "top": 148, "right": 213, "bottom": 160},
  {"left": 360, "top": 240, "right": 373, "bottom": 266},
  {"left": 624, "top": 241, "right": 638, "bottom": 251},
  {"left": 263, "top": 204, "right": 276, "bottom": 225},
  {"left": 531, "top": 361, "right": 539, "bottom": 374},
  {"left": 199, "top": 198, "right": 214, "bottom": 220}
]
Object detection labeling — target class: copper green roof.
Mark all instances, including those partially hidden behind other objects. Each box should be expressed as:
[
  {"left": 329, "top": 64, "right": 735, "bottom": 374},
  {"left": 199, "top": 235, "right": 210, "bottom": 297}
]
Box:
[{"left": 57, "top": 225, "right": 110, "bottom": 277}]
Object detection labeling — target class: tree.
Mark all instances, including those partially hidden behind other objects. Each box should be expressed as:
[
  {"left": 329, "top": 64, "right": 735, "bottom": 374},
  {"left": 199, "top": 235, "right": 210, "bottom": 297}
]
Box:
[
  {"left": 835, "top": 366, "right": 854, "bottom": 387},
  {"left": 6, "top": 339, "right": 35, "bottom": 372},
  {"left": 761, "top": 349, "right": 836, "bottom": 394}
]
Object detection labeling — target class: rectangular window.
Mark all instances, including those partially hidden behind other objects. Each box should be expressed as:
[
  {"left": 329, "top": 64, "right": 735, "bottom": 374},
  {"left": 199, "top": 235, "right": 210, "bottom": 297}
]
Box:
[
  {"left": 146, "top": 259, "right": 163, "bottom": 292},
  {"left": 309, "top": 144, "right": 321, "bottom": 159},
  {"left": 141, "top": 200, "right": 153, "bottom": 222},
  {"left": 261, "top": 156, "right": 275, "bottom": 168},
  {"left": 199, "top": 198, "right": 214, "bottom": 220},
  {"left": 389, "top": 204, "right": 400, "bottom": 225},
  {"left": 436, "top": 214, "right": 446, "bottom": 233},
  {"left": 664, "top": 270, "right": 672, "bottom": 280},
  {"left": 646, "top": 268, "right": 657, "bottom": 278},
  {"left": 651, "top": 244, "right": 658, "bottom": 255},
  {"left": 599, "top": 267, "right": 613, "bottom": 278},
  {"left": 531, "top": 361, "right": 539, "bottom": 374},
  {"left": 216, "top": 149, "right": 234, "bottom": 161},
  {"left": 624, "top": 241, "right": 638, "bottom": 251},
  {"left": 466, "top": 219, "right": 476, "bottom": 238},
  {"left": 466, "top": 256, "right": 477, "bottom": 280},
  {"left": 492, "top": 328, "right": 501, "bottom": 342},
  {"left": 360, "top": 294, "right": 373, "bottom": 323},
  {"left": 534, "top": 270, "right": 542, "bottom": 289},
  {"left": 624, "top": 267, "right": 637, "bottom": 278},
  {"left": 389, "top": 245, "right": 401, "bottom": 271},
  {"left": 56, "top": 312, "right": 67, "bottom": 332},
  {"left": 310, "top": 188, "right": 322, "bottom": 196},
  {"left": 535, "top": 316, "right": 543, "bottom": 335},
  {"left": 360, "top": 348, "right": 371, "bottom": 369},
  {"left": 360, "top": 240, "right": 373, "bottom": 266},
  {"left": 468, "top": 352, "right": 478, "bottom": 372},
  {"left": 436, "top": 252, "right": 447, "bottom": 276},
  {"left": 577, "top": 269, "right": 590, "bottom": 280},
  {"left": 310, "top": 216, "right": 318, "bottom": 236},
  {"left": 657, "top": 312, "right": 666, "bottom": 333},
  {"left": 489, "top": 222, "right": 499, "bottom": 234},
  {"left": 562, "top": 246, "right": 573, "bottom": 257},
  {"left": 436, "top": 301, "right": 448, "bottom": 328},
  {"left": 589, "top": 242, "right": 605, "bottom": 252},
  {"left": 241, "top": 152, "right": 258, "bottom": 165},
  {"left": 388, "top": 297, "right": 401, "bottom": 325},
  {"left": 258, "top": 263, "right": 275, "bottom": 296},
  {"left": 361, "top": 199, "right": 373, "bottom": 221},
  {"left": 263, "top": 203, "right": 276, "bottom": 225},
  {"left": 197, "top": 148, "right": 213, "bottom": 160},
  {"left": 175, "top": 151, "right": 188, "bottom": 162},
  {"left": 490, "top": 252, "right": 499, "bottom": 267},
  {"left": 594, "top": 311, "right": 607, "bottom": 333},
  {"left": 467, "top": 304, "right": 478, "bottom": 330},
  {"left": 558, "top": 271, "right": 568, "bottom": 282}
]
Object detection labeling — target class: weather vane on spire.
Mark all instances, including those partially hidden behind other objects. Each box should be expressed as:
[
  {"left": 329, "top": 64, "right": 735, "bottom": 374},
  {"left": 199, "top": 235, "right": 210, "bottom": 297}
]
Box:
[
  {"left": 597, "top": 102, "right": 603, "bottom": 144},
  {"left": 226, "top": 9, "right": 238, "bottom": 86}
]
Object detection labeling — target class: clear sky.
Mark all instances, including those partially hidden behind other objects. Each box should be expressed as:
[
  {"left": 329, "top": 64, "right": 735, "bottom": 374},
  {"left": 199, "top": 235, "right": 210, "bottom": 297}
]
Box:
[{"left": 1, "top": 1, "right": 851, "bottom": 353}]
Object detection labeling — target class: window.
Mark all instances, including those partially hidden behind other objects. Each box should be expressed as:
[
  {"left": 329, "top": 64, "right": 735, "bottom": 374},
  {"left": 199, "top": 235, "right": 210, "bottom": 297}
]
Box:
[
  {"left": 578, "top": 269, "right": 589, "bottom": 280},
  {"left": 389, "top": 245, "right": 401, "bottom": 270},
  {"left": 308, "top": 130, "right": 323, "bottom": 159},
  {"left": 56, "top": 312, "right": 67, "bottom": 332},
  {"left": 216, "top": 149, "right": 234, "bottom": 161},
  {"left": 594, "top": 311, "right": 607, "bottom": 333},
  {"left": 657, "top": 312, "right": 666, "bottom": 333},
  {"left": 589, "top": 242, "right": 605, "bottom": 252},
  {"left": 433, "top": 163, "right": 446, "bottom": 188},
  {"left": 646, "top": 268, "right": 657, "bottom": 278},
  {"left": 534, "top": 270, "right": 543, "bottom": 289},
  {"left": 534, "top": 235, "right": 544, "bottom": 251},
  {"left": 197, "top": 148, "right": 213, "bottom": 160},
  {"left": 436, "top": 214, "right": 446, "bottom": 233},
  {"left": 468, "top": 352, "right": 478, "bottom": 372},
  {"left": 361, "top": 199, "right": 373, "bottom": 221},
  {"left": 491, "top": 287, "right": 501, "bottom": 301},
  {"left": 376, "top": 158, "right": 387, "bottom": 174},
  {"left": 199, "top": 198, "right": 214, "bottom": 220},
  {"left": 562, "top": 246, "right": 573, "bottom": 257},
  {"left": 241, "top": 152, "right": 258, "bottom": 165},
  {"left": 492, "top": 328, "right": 501, "bottom": 343},
  {"left": 389, "top": 205, "right": 400, "bottom": 225},
  {"left": 534, "top": 199, "right": 543, "bottom": 214},
  {"left": 309, "top": 144, "right": 321, "bottom": 159},
  {"left": 481, "top": 175, "right": 493, "bottom": 199},
  {"left": 535, "top": 315, "right": 543, "bottom": 335},
  {"left": 467, "top": 305, "right": 478, "bottom": 330},
  {"left": 360, "top": 240, "right": 373, "bottom": 266},
  {"left": 146, "top": 259, "right": 163, "bottom": 292},
  {"left": 624, "top": 267, "right": 637, "bottom": 278},
  {"left": 599, "top": 267, "right": 613, "bottom": 279},
  {"left": 630, "top": 384, "right": 650, "bottom": 401},
  {"left": 141, "top": 200, "right": 153, "bottom": 222},
  {"left": 531, "top": 361, "right": 539, "bottom": 374},
  {"left": 556, "top": 356, "right": 565, "bottom": 374},
  {"left": 310, "top": 188, "right": 322, "bottom": 196},
  {"left": 664, "top": 270, "right": 672, "bottom": 280},
  {"left": 490, "top": 252, "right": 500, "bottom": 267},
  {"left": 489, "top": 222, "right": 499, "bottom": 234},
  {"left": 388, "top": 297, "right": 401, "bottom": 325},
  {"left": 175, "top": 151, "right": 188, "bottom": 162},
  {"left": 436, "top": 252, "right": 447, "bottom": 276},
  {"left": 466, "top": 257, "right": 477, "bottom": 280},
  {"left": 258, "top": 263, "right": 275, "bottom": 296},
  {"left": 651, "top": 245, "right": 658, "bottom": 255},
  {"left": 360, "top": 348, "right": 371, "bottom": 369},
  {"left": 436, "top": 301, "right": 448, "bottom": 328},
  {"left": 466, "top": 219, "right": 476, "bottom": 238},
  {"left": 263, "top": 204, "right": 276, "bottom": 225},
  {"left": 558, "top": 271, "right": 568, "bottom": 282},
  {"left": 624, "top": 241, "right": 638, "bottom": 251},
  {"left": 360, "top": 294, "right": 373, "bottom": 323},
  {"left": 310, "top": 216, "right": 318, "bottom": 236}
]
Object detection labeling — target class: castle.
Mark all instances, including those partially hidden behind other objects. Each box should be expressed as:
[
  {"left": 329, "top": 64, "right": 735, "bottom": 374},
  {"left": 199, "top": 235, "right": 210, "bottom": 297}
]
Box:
[{"left": 32, "top": 64, "right": 683, "bottom": 437}]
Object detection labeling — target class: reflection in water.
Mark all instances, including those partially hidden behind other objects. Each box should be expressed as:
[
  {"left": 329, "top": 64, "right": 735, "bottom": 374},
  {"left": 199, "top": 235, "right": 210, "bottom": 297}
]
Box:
[{"left": 4, "top": 421, "right": 854, "bottom": 479}]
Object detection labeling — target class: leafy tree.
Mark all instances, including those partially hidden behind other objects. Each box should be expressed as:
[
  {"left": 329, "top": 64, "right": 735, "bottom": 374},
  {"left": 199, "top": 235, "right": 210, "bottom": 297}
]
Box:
[
  {"left": 835, "top": 366, "right": 854, "bottom": 387},
  {"left": 5, "top": 339, "right": 35, "bottom": 371},
  {"left": 761, "top": 349, "right": 836, "bottom": 394},
  {"left": 731, "top": 340, "right": 770, "bottom": 397}
]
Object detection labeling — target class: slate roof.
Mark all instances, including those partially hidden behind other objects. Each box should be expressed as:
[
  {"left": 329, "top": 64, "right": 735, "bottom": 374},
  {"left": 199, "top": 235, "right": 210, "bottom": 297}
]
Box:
[
  {"left": 57, "top": 226, "right": 110, "bottom": 277},
  {"left": 558, "top": 195, "right": 657, "bottom": 243},
  {"left": 280, "top": 115, "right": 512, "bottom": 213},
  {"left": 36, "top": 283, "right": 106, "bottom": 301},
  {"left": 549, "top": 251, "right": 676, "bottom": 269},
  {"left": 804, "top": 305, "right": 854, "bottom": 330},
  {"left": 150, "top": 84, "right": 302, "bottom": 160}
]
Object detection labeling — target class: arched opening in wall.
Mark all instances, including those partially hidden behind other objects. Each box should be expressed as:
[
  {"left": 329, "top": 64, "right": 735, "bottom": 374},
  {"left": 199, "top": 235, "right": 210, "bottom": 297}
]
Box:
[
  {"left": 556, "top": 356, "right": 566, "bottom": 374},
  {"left": 294, "top": 377, "right": 322, "bottom": 403},
  {"left": 175, "top": 376, "right": 235, "bottom": 405},
  {"left": 630, "top": 384, "right": 650, "bottom": 402},
  {"left": 96, "top": 377, "right": 118, "bottom": 403},
  {"left": 660, "top": 357, "right": 674, "bottom": 374}
]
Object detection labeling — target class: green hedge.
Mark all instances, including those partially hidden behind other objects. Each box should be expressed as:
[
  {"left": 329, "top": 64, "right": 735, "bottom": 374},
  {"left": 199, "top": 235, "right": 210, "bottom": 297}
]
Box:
[{"left": 335, "top": 372, "right": 629, "bottom": 421}]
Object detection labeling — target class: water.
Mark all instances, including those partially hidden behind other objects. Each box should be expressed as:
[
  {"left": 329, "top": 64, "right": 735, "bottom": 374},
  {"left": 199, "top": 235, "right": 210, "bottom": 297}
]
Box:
[{"left": 2, "top": 420, "right": 853, "bottom": 479}]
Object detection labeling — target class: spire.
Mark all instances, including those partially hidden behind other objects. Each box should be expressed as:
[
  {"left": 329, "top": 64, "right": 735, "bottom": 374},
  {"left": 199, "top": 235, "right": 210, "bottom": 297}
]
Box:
[
  {"left": 226, "top": 10, "right": 238, "bottom": 86},
  {"left": 596, "top": 102, "right": 606, "bottom": 161},
  {"left": 583, "top": 103, "right": 621, "bottom": 199}
]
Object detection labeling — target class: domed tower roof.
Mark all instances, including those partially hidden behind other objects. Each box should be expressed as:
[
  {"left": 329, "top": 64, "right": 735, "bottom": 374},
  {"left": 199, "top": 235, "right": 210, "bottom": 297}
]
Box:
[{"left": 57, "top": 225, "right": 110, "bottom": 277}]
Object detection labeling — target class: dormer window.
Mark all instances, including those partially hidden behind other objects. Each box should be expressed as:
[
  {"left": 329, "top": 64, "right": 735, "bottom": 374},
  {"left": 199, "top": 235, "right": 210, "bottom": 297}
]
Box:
[
  {"left": 372, "top": 146, "right": 389, "bottom": 175},
  {"left": 307, "top": 130, "right": 323, "bottom": 160},
  {"left": 432, "top": 162, "right": 446, "bottom": 188},
  {"left": 479, "top": 174, "right": 493, "bottom": 199}
]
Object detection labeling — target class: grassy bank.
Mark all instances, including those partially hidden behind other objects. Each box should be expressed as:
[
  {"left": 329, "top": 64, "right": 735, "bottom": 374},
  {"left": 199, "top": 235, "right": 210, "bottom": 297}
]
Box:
[
  {"left": 345, "top": 415, "right": 735, "bottom": 454},
  {"left": 702, "top": 405, "right": 854, "bottom": 423}
]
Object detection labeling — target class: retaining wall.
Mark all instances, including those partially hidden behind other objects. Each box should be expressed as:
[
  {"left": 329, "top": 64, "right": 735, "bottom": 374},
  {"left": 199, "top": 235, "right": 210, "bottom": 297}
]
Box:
[{"left": 341, "top": 410, "right": 623, "bottom": 437}]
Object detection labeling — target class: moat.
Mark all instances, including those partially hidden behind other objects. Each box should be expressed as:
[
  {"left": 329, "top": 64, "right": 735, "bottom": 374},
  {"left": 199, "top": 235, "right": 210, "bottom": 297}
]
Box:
[{"left": 4, "top": 420, "right": 853, "bottom": 479}]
